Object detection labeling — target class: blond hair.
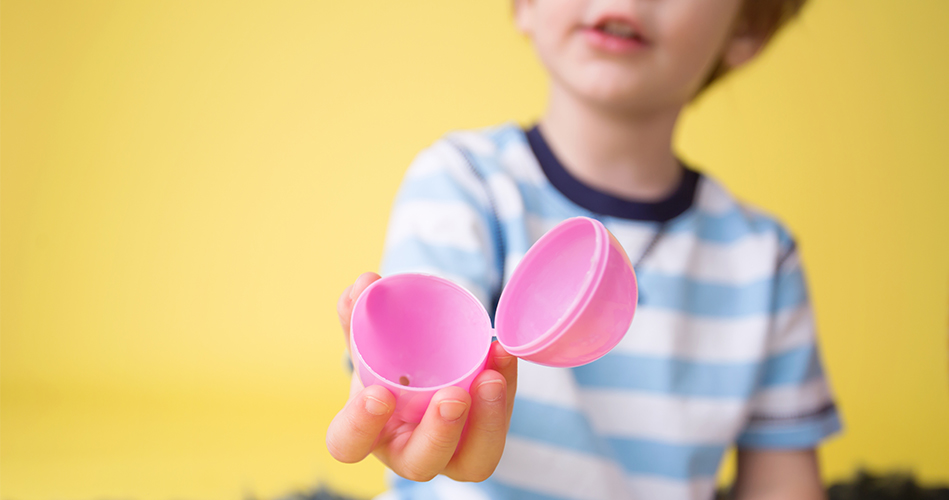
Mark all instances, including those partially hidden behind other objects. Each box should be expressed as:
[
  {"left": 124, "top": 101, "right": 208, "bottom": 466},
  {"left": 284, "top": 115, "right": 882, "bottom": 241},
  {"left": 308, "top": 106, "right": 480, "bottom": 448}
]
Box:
[{"left": 702, "top": 0, "right": 809, "bottom": 89}]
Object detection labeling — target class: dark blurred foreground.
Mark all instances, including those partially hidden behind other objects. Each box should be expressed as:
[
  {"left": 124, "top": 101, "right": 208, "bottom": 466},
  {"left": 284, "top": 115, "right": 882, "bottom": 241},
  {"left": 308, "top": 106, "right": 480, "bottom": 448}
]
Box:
[
  {"left": 268, "top": 471, "right": 949, "bottom": 500},
  {"left": 720, "top": 471, "right": 949, "bottom": 500}
]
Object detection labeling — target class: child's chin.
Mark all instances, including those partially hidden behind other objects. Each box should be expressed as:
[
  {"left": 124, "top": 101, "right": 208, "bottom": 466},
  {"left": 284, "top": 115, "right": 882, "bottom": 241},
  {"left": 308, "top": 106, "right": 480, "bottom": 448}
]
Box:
[{"left": 572, "top": 77, "right": 669, "bottom": 112}]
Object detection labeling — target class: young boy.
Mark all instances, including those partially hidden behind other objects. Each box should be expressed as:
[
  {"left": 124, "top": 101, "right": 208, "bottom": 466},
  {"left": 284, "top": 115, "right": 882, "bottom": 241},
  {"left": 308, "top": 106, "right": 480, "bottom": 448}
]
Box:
[{"left": 327, "top": 0, "right": 841, "bottom": 498}]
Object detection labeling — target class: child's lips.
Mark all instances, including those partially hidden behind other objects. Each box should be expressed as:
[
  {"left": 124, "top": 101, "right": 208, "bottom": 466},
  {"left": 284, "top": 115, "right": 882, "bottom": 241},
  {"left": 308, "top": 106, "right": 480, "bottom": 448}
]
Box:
[
  {"left": 583, "top": 14, "right": 650, "bottom": 54},
  {"left": 583, "top": 26, "right": 649, "bottom": 54}
]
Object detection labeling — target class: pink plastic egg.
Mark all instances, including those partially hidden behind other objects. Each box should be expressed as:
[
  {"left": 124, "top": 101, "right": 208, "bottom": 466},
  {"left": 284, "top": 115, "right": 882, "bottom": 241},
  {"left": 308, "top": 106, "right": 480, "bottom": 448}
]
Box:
[{"left": 349, "top": 217, "right": 637, "bottom": 423}]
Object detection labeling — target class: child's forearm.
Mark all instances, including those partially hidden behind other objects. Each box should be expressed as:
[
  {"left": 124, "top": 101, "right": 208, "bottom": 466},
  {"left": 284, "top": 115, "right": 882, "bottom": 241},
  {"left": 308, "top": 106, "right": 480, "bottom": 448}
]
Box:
[{"left": 731, "top": 448, "right": 826, "bottom": 500}]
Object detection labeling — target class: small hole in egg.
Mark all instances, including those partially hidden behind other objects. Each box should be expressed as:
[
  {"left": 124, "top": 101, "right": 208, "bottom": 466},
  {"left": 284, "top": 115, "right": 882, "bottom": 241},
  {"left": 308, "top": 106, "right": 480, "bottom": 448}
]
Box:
[{"left": 399, "top": 375, "right": 410, "bottom": 386}]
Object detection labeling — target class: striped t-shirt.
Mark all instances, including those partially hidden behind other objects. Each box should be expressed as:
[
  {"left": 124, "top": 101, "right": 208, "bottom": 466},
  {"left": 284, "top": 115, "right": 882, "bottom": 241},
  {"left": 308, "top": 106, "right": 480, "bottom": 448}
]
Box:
[{"left": 375, "top": 123, "right": 841, "bottom": 500}]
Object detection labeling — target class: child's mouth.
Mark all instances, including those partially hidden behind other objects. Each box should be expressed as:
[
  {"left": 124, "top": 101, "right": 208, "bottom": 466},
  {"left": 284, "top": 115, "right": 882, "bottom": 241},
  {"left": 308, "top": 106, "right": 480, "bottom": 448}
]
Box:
[
  {"left": 585, "top": 19, "right": 649, "bottom": 52},
  {"left": 594, "top": 20, "right": 646, "bottom": 44}
]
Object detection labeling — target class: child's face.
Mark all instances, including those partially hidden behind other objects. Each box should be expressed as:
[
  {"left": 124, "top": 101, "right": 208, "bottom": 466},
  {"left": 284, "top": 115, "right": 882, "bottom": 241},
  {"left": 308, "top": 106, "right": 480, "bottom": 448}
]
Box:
[{"left": 515, "top": 0, "right": 757, "bottom": 113}]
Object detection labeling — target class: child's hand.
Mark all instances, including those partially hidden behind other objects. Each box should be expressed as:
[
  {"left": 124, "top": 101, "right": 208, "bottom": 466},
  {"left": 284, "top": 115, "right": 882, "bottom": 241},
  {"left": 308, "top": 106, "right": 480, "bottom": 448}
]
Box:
[{"left": 327, "top": 272, "right": 518, "bottom": 482}]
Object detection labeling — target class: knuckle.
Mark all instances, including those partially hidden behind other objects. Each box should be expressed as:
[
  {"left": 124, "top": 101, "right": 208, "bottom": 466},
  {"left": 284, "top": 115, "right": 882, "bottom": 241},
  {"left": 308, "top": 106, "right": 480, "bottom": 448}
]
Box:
[
  {"left": 326, "top": 433, "right": 360, "bottom": 463},
  {"left": 422, "top": 428, "right": 459, "bottom": 454},
  {"left": 466, "top": 468, "right": 494, "bottom": 482},
  {"left": 398, "top": 460, "right": 438, "bottom": 482},
  {"left": 343, "top": 411, "right": 378, "bottom": 442},
  {"left": 448, "top": 462, "right": 497, "bottom": 482},
  {"left": 473, "top": 414, "right": 508, "bottom": 434}
]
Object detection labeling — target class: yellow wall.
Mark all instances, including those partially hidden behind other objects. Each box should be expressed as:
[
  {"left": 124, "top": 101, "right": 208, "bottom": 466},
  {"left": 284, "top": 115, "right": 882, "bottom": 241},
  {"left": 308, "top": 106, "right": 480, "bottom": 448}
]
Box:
[{"left": 2, "top": 1, "right": 947, "bottom": 499}]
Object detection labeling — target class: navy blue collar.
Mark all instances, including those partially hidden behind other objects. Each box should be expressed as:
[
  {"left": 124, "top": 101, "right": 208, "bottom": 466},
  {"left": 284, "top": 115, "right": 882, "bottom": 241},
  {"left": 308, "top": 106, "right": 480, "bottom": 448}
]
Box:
[{"left": 525, "top": 125, "right": 699, "bottom": 223}]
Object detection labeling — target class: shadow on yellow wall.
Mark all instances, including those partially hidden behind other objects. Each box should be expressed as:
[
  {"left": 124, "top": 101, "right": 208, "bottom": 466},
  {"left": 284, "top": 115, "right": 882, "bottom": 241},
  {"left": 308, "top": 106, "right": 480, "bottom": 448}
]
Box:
[{"left": 2, "top": 1, "right": 948, "bottom": 499}]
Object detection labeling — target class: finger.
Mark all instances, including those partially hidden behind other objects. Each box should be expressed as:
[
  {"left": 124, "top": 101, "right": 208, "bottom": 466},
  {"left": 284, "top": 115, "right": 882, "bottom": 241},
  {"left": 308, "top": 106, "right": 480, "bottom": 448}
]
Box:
[
  {"left": 337, "top": 272, "right": 381, "bottom": 343},
  {"left": 445, "top": 369, "right": 509, "bottom": 482},
  {"left": 352, "top": 272, "right": 381, "bottom": 299},
  {"left": 488, "top": 341, "right": 518, "bottom": 420},
  {"left": 326, "top": 384, "right": 396, "bottom": 463},
  {"left": 347, "top": 367, "right": 365, "bottom": 401},
  {"left": 393, "top": 386, "right": 471, "bottom": 482},
  {"left": 337, "top": 284, "right": 355, "bottom": 340}
]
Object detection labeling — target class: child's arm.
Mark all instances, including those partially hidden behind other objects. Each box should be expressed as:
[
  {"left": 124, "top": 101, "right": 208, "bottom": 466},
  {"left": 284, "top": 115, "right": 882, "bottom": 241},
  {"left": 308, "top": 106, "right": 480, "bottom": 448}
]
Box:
[
  {"left": 325, "top": 272, "right": 518, "bottom": 482},
  {"left": 732, "top": 448, "right": 825, "bottom": 500},
  {"left": 730, "top": 232, "right": 840, "bottom": 499},
  {"left": 327, "top": 136, "right": 518, "bottom": 481}
]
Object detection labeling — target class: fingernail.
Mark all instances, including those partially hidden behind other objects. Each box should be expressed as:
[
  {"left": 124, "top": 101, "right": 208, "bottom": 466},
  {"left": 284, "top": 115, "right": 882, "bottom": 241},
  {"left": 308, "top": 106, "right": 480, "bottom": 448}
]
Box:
[
  {"left": 349, "top": 286, "right": 357, "bottom": 301},
  {"left": 495, "top": 355, "right": 514, "bottom": 369},
  {"left": 478, "top": 380, "right": 504, "bottom": 402},
  {"left": 364, "top": 395, "right": 390, "bottom": 416},
  {"left": 438, "top": 400, "right": 468, "bottom": 421}
]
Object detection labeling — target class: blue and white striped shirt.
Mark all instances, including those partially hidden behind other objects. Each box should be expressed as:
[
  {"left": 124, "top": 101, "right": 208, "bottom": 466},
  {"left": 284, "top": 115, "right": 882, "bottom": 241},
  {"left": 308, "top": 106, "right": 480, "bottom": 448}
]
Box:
[{"left": 376, "top": 123, "right": 841, "bottom": 500}]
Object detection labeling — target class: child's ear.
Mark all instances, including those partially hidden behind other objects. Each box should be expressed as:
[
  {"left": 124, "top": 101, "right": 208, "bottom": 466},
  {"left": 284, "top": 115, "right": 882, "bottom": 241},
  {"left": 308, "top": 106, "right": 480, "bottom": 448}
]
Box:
[
  {"left": 512, "top": 0, "right": 535, "bottom": 36},
  {"left": 721, "top": 19, "right": 769, "bottom": 70}
]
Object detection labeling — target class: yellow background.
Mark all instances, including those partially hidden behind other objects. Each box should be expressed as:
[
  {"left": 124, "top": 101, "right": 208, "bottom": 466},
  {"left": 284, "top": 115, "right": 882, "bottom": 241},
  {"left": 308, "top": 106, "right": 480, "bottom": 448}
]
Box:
[{"left": 2, "top": 1, "right": 948, "bottom": 499}]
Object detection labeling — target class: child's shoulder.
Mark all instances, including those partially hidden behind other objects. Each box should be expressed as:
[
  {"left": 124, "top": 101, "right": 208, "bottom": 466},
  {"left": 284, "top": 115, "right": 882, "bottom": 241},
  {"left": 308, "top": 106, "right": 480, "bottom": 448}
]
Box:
[
  {"left": 402, "top": 122, "right": 543, "bottom": 193},
  {"left": 409, "top": 122, "right": 522, "bottom": 160},
  {"left": 690, "top": 174, "right": 797, "bottom": 256},
  {"left": 441, "top": 122, "right": 527, "bottom": 157},
  {"left": 395, "top": 123, "right": 532, "bottom": 217}
]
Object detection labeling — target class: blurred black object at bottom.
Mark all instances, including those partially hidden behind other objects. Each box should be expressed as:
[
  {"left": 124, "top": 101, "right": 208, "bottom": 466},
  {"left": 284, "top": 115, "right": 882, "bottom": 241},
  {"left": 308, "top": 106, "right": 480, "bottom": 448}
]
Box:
[
  {"left": 717, "top": 470, "right": 949, "bottom": 500},
  {"left": 270, "top": 471, "right": 949, "bottom": 500},
  {"left": 268, "top": 487, "right": 352, "bottom": 500}
]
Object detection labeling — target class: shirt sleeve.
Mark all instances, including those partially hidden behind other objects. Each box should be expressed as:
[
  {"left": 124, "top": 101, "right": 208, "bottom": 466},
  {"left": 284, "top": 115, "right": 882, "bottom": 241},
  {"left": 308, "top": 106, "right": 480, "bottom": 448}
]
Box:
[
  {"left": 735, "top": 237, "right": 843, "bottom": 449},
  {"left": 379, "top": 138, "right": 502, "bottom": 312}
]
